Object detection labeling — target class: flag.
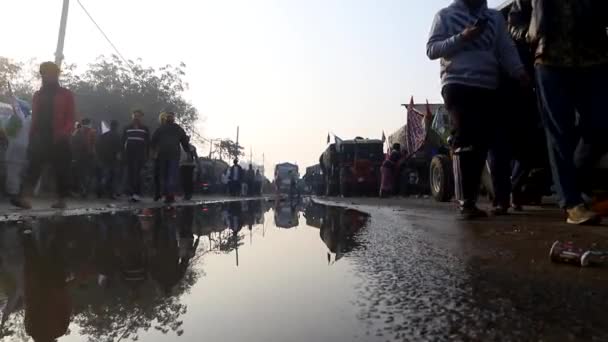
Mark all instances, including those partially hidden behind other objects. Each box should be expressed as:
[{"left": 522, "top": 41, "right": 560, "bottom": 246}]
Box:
[
  {"left": 5, "top": 83, "right": 27, "bottom": 138},
  {"left": 101, "top": 121, "right": 110, "bottom": 134},
  {"left": 381, "top": 131, "right": 386, "bottom": 143},
  {"left": 406, "top": 96, "right": 426, "bottom": 157},
  {"left": 327, "top": 133, "right": 330, "bottom": 144}
]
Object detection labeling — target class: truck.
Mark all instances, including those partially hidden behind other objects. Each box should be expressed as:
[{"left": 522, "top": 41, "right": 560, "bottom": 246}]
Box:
[
  {"left": 274, "top": 162, "right": 299, "bottom": 194},
  {"left": 319, "top": 137, "right": 384, "bottom": 197},
  {"left": 196, "top": 158, "right": 229, "bottom": 194},
  {"left": 303, "top": 164, "right": 325, "bottom": 195}
]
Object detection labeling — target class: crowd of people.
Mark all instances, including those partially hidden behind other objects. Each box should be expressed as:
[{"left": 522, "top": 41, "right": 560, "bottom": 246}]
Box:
[
  {"left": 427, "top": 0, "right": 607, "bottom": 224},
  {"left": 5, "top": 61, "right": 200, "bottom": 209},
  {"left": 223, "top": 159, "right": 265, "bottom": 197}
]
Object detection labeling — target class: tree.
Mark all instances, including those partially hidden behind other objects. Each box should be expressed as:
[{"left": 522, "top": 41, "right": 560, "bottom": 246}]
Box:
[
  {"left": 0, "top": 55, "right": 201, "bottom": 134},
  {"left": 0, "top": 57, "right": 36, "bottom": 101},
  {"left": 63, "top": 55, "right": 200, "bottom": 134},
  {"left": 214, "top": 139, "right": 244, "bottom": 161}
]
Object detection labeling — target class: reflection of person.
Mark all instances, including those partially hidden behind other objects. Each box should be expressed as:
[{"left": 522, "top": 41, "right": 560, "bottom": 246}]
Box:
[
  {"left": 12, "top": 62, "right": 75, "bottom": 210},
  {"left": 149, "top": 209, "right": 180, "bottom": 295},
  {"left": 22, "top": 229, "right": 71, "bottom": 342}
]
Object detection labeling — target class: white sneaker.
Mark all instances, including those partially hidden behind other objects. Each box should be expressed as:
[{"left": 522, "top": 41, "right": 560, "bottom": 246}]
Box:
[{"left": 130, "top": 194, "right": 141, "bottom": 202}]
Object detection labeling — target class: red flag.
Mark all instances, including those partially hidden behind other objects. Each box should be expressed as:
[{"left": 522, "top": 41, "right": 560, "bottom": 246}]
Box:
[{"left": 406, "top": 96, "right": 426, "bottom": 157}]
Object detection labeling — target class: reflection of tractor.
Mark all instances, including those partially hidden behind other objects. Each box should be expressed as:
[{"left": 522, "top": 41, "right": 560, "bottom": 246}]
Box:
[
  {"left": 274, "top": 200, "right": 300, "bottom": 228},
  {"left": 319, "top": 207, "right": 369, "bottom": 263},
  {"left": 319, "top": 138, "right": 384, "bottom": 197}
]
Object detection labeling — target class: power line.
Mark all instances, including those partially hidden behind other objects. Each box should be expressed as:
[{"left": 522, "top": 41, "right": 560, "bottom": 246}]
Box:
[{"left": 75, "top": 0, "right": 134, "bottom": 71}]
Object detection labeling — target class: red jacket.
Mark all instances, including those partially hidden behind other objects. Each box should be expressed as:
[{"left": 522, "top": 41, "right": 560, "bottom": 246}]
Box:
[{"left": 31, "top": 86, "right": 75, "bottom": 142}]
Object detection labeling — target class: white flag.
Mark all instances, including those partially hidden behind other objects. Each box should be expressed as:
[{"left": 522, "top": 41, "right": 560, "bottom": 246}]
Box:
[{"left": 101, "top": 121, "right": 110, "bottom": 134}]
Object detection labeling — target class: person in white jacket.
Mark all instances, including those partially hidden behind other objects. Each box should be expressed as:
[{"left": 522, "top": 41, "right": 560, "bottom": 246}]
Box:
[{"left": 5, "top": 99, "right": 31, "bottom": 201}]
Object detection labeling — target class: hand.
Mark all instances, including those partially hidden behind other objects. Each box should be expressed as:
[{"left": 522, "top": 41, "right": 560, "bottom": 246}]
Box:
[{"left": 461, "top": 26, "right": 482, "bottom": 41}]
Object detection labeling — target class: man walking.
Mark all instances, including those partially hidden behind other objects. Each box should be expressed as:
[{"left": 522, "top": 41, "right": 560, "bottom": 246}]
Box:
[
  {"left": 12, "top": 62, "right": 75, "bottom": 209},
  {"left": 96, "top": 120, "right": 122, "bottom": 199},
  {"left": 151, "top": 111, "right": 190, "bottom": 204},
  {"left": 228, "top": 159, "right": 243, "bottom": 197},
  {"left": 510, "top": 0, "right": 608, "bottom": 225},
  {"left": 180, "top": 142, "right": 199, "bottom": 200},
  {"left": 122, "top": 110, "right": 150, "bottom": 203},
  {"left": 427, "top": 0, "right": 528, "bottom": 219},
  {"left": 72, "top": 118, "right": 97, "bottom": 198},
  {"left": 246, "top": 164, "right": 255, "bottom": 196}
]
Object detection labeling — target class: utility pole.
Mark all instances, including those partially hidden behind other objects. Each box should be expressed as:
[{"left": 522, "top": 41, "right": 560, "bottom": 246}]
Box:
[
  {"left": 55, "top": 0, "right": 70, "bottom": 66},
  {"left": 235, "top": 126, "right": 240, "bottom": 159}
]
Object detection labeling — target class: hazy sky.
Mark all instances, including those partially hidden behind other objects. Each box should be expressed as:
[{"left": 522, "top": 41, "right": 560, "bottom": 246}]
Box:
[{"left": 3, "top": 0, "right": 505, "bottom": 174}]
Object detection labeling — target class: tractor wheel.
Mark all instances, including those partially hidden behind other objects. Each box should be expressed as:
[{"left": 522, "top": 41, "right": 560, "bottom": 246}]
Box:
[{"left": 430, "top": 155, "right": 453, "bottom": 202}]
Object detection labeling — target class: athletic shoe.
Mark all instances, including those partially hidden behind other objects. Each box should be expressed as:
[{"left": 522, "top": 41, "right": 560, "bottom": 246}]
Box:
[
  {"left": 566, "top": 204, "right": 601, "bottom": 225},
  {"left": 491, "top": 206, "right": 509, "bottom": 216},
  {"left": 458, "top": 206, "right": 488, "bottom": 221},
  {"left": 511, "top": 204, "right": 524, "bottom": 212},
  {"left": 10, "top": 197, "right": 32, "bottom": 210},
  {"left": 51, "top": 199, "right": 67, "bottom": 209}
]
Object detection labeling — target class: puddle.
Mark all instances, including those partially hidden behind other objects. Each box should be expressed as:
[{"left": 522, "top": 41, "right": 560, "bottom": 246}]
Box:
[{"left": 0, "top": 200, "right": 372, "bottom": 342}]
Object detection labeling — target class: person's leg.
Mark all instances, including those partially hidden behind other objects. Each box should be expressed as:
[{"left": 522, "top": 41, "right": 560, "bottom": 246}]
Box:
[
  {"left": 51, "top": 140, "right": 72, "bottom": 207},
  {"left": 488, "top": 122, "right": 512, "bottom": 211},
  {"left": 535, "top": 66, "right": 582, "bottom": 208},
  {"left": 15, "top": 141, "right": 47, "bottom": 207},
  {"left": 167, "top": 159, "right": 179, "bottom": 201},
  {"left": 159, "top": 159, "right": 169, "bottom": 198},
  {"left": 443, "top": 84, "right": 490, "bottom": 216},
  {"left": 134, "top": 157, "right": 144, "bottom": 197},
  {"left": 511, "top": 159, "right": 528, "bottom": 209},
  {"left": 126, "top": 155, "right": 136, "bottom": 197},
  {"left": 574, "top": 64, "right": 608, "bottom": 198},
  {"left": 153, "top": 158, "right": 161, "bottom": 200}
]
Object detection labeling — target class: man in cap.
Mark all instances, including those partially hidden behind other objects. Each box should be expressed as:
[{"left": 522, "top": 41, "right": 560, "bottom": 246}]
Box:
[
  {"left": 122, "top": 109, "right": 150, "bottom": 202},
  {"left": 12, "top": 62, "right": 75, "bottom": 209}
]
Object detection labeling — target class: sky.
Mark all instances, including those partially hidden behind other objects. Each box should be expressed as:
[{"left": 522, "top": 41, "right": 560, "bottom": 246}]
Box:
[{"left": 3, "top": 0, "right": 505, "bottom": 175}]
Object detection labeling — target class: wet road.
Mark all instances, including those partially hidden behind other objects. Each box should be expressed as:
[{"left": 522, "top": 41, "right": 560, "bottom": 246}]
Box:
[{"left": 0, "top": 198, "right": 607, "bottom": 341}]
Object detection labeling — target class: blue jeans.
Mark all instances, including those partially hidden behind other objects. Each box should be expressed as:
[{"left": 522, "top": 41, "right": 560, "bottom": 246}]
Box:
[
  {"left": 159, "top": 159, "right": 180, "bottom": 197},
  {"left": 535, "top": 64, "right": 608, "bottom": 208}
]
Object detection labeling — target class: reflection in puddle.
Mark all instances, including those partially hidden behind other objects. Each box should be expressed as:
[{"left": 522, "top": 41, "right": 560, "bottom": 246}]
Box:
[{"left": 0, "top": 200, "right": 369, "bottom": 342}]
